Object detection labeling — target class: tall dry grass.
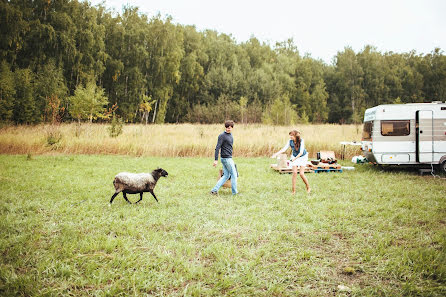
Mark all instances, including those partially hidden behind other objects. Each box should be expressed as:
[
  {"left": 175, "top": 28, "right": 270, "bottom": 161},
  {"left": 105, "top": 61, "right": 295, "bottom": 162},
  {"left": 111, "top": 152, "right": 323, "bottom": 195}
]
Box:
[{"left": 0, "top": 123, "right": 363, "bottom": 159}]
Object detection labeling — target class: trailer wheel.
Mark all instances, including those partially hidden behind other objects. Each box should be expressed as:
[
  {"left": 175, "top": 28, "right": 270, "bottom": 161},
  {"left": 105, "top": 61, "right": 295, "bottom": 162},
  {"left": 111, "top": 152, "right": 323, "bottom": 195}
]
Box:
[{"left": 441, "top": 160, "right": 446, "bottom": 173}]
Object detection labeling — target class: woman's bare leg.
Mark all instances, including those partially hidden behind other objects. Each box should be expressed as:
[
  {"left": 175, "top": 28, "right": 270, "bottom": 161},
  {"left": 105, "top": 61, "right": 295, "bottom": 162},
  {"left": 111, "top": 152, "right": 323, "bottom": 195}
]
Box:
[
  {"left": 292, "top": 166, "right": 298, "bottom": 194},
  {"left": 299, "top": 166, "right": 311, "bottom": 193}
]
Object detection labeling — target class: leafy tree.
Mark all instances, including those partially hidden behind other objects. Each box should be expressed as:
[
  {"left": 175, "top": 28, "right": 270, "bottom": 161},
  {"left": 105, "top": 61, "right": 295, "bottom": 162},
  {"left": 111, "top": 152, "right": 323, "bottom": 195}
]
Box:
[
  {"left": 421, "top": 48, "right": 446, "bottom": 101},
  {"left": 0, "top": 1, "right": 29, "bottom": 65},
  {"left": 113, "top": 6, "right": 149, "bottom": 122},
  {"left": 167, "top": 25, "right": 205, "bottom": 123},
  {"left": 293, "top": 57, "right": 313, "bottom": 118},
  {"left": 146, "top": 15, "right": 184, "bottom": 123},
  {"left": 1, "top": 1, "right": 444, "bottom": 125},
  {"left": 0, "top": 61, "right": 15, "bottom": 122},
  {"left": 400, "top": 52, "right": 424, "bottom": 102},
  {"left": 247, "top": 66, "right": 280, "bottom": 106},
  {"left": 332, "top": 47, "right": 366, "bottom": 123},
  {"left": 239, "top": 96, "right": 248, "bottom": 124},
  {"left": 13, "top": 68, "right": 38, "bottom": 124},
  {"left": 357, "top": 46, "right": 388, "bottom": 106},
  {"left": 67, "top": 1, "right": 107, "bottom": 86},
  {"left": 139, "top": 95, "right": 155, "bottom": 124},
  {"left": 108, "top": 113, "right": 123, "bottom": 137},
  {"left": 68, "top": 81, "right": 108, "bottom": 122},
  {"left": 309, "top": 80, "right": 329, "bottom": 122},
  {"left": 242, "top": 37, "right": 273, "bottom": 69},
  {"left": 99, "top": 7, "right": 125, "bottom": 109},
  {"left": 262, "top": 95, "right": 298, "bottom": 125},
  {"left": 35, "top": 60, "right": 68, "bottom": 121}
]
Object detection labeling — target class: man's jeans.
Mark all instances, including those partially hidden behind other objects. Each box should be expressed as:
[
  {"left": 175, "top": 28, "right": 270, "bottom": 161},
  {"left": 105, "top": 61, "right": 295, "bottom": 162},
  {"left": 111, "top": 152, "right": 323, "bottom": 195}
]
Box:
[{"left": 212, "top": 158, "right": 238, "bottom": 195}]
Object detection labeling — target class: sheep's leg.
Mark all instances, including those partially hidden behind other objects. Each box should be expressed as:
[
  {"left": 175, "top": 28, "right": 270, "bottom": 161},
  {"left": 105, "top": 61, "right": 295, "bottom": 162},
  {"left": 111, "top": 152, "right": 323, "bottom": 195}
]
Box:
[
  {"left": 123, "top": 192, "right": 132, "bottom": 204},
  {"left": 136, "top": 192, "right": 143, "bottom": 204},
  {"left": 110, "top": 192, "right": 120, "bottom": 204},
  {"left": 149, "top": 190, "right": 159, "bottom": 203}
]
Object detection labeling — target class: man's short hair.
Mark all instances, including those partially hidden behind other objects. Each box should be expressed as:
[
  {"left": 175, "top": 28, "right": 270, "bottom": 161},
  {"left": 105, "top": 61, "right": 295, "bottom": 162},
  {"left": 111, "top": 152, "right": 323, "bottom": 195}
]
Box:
[{"left": 225, "top": 120, "right": 234, "bottom": 128}]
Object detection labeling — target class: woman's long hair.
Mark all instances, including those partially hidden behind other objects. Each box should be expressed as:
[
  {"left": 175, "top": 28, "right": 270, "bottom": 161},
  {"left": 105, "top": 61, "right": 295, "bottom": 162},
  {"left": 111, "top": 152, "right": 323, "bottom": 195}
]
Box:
[{"left": 289, "top": 130, "right": 301, "bottom": 151}]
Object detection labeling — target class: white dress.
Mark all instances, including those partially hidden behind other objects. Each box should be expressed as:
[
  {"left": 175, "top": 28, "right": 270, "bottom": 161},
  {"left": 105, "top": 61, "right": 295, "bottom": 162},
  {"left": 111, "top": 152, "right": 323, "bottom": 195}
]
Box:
[{"left": 277, "top": 139, "right": 308, "bottom": 167}]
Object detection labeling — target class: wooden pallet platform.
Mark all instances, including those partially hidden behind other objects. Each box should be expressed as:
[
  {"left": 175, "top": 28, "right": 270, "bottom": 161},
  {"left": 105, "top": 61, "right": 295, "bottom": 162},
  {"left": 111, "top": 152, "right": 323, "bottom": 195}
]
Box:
[
  {"left": 270, "top": 164, "right": 312, "bottom": 174},
  {"left": 313, "top": 168, "right": 343, "bottom": 173},
  {"left": 271, "top": 163, "right": 343, "bottom": 174},
  {"left": 308, "top": 163, "right": 341, "bottom": 169},
  {"left": 308, "top": 163, "right": 342, "bottom": 173}
]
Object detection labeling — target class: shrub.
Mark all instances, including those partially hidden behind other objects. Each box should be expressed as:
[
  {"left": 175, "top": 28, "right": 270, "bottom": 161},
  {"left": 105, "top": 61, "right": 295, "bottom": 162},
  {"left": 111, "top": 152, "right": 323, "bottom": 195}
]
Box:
[
  {"left": 74, "top": 122, "right": 83, "bottom": 137},
  {"left": 262, "top": 95, "right": 299, "bottom": 125},
  {"left": 108, "top": 114, "right": 123, "bottom": 137},
  {"left": 186, "top": 95, "right": 262, "bottom": 124},
  {"left": 45, "top": 125, "right": 62, "bottom": 147}
]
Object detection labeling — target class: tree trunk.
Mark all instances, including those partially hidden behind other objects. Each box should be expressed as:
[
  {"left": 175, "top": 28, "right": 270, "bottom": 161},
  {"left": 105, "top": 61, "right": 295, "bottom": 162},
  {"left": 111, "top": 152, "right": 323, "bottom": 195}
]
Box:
[
  {"left": 125, "top": 75, "right": 128, "bottom": 97},
  {"left": 152, "top": 100, "right": 158, "bottom": 123}
]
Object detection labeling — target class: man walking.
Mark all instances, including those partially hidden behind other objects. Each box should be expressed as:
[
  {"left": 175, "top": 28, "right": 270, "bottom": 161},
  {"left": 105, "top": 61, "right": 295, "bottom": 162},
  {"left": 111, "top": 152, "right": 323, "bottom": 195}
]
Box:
[{"left": 211, "top": 120, "right": 238, "bottom": 195}]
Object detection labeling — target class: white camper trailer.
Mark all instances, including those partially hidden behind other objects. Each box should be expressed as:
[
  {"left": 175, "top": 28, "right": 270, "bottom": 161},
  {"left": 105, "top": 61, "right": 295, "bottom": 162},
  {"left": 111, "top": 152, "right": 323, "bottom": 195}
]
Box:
[{"left": 361, "top": 102, "right": 446, "bottom": 172}]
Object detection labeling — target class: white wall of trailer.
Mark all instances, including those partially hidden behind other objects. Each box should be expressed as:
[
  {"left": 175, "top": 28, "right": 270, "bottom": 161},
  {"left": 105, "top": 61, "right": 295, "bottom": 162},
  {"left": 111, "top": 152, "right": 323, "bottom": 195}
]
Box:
[{"left": 362, "top": 103, "right": 446, "bottom": 165}]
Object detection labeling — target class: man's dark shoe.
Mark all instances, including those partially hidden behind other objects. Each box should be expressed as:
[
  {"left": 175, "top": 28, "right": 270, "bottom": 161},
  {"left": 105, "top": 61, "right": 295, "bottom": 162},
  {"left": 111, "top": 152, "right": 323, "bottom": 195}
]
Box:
[{"left": 210, "top": 191, "right": 218, "bottom": 196}]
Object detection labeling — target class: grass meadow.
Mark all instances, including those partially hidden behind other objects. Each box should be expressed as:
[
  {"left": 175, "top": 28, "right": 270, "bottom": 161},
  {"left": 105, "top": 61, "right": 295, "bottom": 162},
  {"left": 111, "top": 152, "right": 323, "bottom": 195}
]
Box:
[
  {"left": 0, "top": 154, "right": 445, "bottom": 296},
  {"left": 0, "top": 123, "right": 363, "bottom": 159}
]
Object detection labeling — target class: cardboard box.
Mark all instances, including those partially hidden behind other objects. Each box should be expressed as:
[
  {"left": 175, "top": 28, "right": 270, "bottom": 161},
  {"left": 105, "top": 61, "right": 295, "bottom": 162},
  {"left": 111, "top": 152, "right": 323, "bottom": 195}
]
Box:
[
  {"left": 218, "top": 169, "right": 232, "bottom": 188},
  {"left": 277, "top": 153, "right": 288, "bottom": 168}
]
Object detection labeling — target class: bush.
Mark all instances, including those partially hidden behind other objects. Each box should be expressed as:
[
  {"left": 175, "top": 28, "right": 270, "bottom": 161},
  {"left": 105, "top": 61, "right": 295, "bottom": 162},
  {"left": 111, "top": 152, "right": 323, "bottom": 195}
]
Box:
[
  {"left": 108, "top": 115, "right": 123, "bottom": 137},
  {"left": 45, "top": 125, "right": 62, "bottom": 147},
  {"left": 262, "top": 96, "right": 299, "bottom": 125},
  {"left": 186, "top": 95, "right": 262, "bottom": 124},
  {"left": 74, "top": 122, "right": 84, "bottom": 137}
]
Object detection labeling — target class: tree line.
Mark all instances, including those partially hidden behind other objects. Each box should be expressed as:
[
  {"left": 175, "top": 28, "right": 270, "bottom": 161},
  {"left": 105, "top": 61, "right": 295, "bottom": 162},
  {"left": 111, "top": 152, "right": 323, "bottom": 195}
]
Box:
[{"left": 1, "top": 0, "right": 445, "bottom": 125}]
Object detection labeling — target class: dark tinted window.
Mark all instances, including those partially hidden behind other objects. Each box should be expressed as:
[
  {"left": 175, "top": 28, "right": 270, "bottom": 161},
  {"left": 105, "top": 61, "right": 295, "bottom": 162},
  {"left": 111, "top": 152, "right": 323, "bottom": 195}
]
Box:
[
  {"left": 362, "top": 121, "right": 373, "bottom": 140},
  {"left": 381, "top": 120, "right": 410, "bottom": 136}
]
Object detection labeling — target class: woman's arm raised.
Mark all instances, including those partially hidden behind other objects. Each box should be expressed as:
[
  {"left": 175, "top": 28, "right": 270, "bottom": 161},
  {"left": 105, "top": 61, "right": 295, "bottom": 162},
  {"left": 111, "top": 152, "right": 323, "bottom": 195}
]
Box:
[{"left": 271, "top": 141, "right": 290, "bottom": 158}]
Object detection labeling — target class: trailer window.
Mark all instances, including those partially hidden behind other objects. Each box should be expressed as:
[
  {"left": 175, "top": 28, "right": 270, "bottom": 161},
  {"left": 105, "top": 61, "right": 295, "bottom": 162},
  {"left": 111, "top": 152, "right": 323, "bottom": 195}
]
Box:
[
  {"left": 362, "top": 121, "right": 373, "bottom": 140},
  {"left": 381, "top": 120, "right": 410, "bottom": 136}
]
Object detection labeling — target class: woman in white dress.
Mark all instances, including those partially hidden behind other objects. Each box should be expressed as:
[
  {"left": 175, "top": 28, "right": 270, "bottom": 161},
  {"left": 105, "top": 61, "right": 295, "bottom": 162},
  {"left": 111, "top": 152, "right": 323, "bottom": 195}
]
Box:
[{"left": 271, "top": 130, "right": 311, "bottom": 194}]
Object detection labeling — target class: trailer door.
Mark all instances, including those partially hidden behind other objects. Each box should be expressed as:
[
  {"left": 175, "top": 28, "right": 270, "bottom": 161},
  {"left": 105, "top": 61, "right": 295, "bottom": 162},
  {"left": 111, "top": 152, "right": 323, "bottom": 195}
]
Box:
[{"left": 416, "top": 110, "right": 434, "bottom": 163}]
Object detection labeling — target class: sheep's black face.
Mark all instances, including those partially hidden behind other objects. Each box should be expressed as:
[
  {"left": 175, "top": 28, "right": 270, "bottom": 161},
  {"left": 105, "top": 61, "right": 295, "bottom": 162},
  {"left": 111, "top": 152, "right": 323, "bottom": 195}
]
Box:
[{"left": 157, "top": 168, "right": 168, "bottom": 177}]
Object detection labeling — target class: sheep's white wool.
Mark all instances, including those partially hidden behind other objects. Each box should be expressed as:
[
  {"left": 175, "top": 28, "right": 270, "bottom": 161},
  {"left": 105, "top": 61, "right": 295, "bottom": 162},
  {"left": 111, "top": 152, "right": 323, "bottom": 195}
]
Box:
[{"left": 115, "top": 172, "right": 155, "bottom": 190}]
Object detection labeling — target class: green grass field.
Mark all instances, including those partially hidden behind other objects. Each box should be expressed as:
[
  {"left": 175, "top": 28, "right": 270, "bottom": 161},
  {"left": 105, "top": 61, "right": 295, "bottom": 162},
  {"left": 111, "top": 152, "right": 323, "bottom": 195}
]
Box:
[{"left": 0, "top": 155, "right": 445, "bottom": 296}]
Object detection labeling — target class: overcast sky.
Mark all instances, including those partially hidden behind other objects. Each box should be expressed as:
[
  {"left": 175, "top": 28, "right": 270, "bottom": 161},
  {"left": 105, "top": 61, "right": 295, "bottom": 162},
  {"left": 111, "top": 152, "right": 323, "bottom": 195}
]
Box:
[{"left": 90, "top": 0, "right": 446, "bottom": 64}]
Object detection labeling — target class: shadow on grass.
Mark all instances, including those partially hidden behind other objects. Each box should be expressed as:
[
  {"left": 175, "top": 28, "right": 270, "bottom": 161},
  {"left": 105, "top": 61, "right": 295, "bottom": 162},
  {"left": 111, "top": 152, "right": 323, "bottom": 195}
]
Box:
[{"left": 353, "top": 163, "right": 446, "bottom": 176}]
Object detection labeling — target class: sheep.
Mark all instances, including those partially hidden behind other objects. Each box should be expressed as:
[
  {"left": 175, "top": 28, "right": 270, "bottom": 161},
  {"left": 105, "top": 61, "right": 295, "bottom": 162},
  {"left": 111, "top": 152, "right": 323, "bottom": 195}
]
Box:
[{"left": 110, "top": 168, "right": 168, "bottom": 205}]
